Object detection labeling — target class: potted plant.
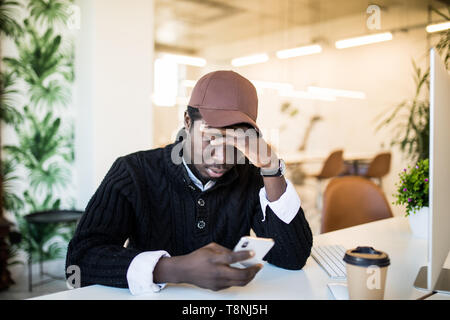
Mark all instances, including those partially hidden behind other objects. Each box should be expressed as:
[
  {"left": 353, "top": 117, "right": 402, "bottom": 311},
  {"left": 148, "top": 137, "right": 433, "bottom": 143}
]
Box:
[{"left": 393, "top": 159, "right": 429, "bottom": 238}]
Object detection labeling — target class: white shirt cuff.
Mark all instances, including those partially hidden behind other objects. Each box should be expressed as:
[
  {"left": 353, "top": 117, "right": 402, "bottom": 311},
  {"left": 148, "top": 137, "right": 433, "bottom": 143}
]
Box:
[
  {"left": 126, "top": 250, "right": 170, "bottom": 295},
  {"left": 259, "top": 178, "right": 301, "bottom": 224}
]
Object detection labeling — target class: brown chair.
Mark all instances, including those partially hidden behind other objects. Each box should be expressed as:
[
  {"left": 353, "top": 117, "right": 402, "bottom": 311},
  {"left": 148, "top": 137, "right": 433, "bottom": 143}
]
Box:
[
  {"left": 312, "top": 150, "right": 345, "bottom": 209},
  {"left": 364, "top": 152, "right": 391, "bottom": 188},
  {"left": 316, "top": 150, "right": 345, "bottom": 180},
  {"left": 321, "top": 176, "right": 393, "bottom": 233}
]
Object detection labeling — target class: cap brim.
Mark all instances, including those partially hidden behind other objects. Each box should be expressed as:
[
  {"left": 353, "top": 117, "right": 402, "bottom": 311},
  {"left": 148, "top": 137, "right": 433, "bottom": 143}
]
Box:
[{"left": 198, "top": 108, "right": 260, "bottom": 133}]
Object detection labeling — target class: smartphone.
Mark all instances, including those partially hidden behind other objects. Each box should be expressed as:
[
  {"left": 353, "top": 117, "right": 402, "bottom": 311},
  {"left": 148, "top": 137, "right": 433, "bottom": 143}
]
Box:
[{"left": 232, "top": 236, "right": 275, "bottom": 268}]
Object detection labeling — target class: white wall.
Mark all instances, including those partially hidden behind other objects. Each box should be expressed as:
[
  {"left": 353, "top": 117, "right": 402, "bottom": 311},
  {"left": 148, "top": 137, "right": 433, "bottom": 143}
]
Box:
[{"left": 74, "top": 0, "right": 154, "bottom": 208}]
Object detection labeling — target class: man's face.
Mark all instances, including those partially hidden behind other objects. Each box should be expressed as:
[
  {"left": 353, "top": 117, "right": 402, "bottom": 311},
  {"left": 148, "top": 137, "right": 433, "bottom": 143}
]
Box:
[{"left": 183, "top": 113, "right": 250, "bottom": 181}]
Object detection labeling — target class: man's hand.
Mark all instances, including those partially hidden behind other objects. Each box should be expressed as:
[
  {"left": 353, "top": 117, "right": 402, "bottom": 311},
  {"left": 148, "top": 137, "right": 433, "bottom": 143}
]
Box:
[
  {"left": 199, "top": 125, "right": 287, "bottom": 201},
  {"left": 200, "top": 125, "right": 279, "bottom": 169},
  {"left": 153, "top": 242, "right": 263, "bottom": 291}
]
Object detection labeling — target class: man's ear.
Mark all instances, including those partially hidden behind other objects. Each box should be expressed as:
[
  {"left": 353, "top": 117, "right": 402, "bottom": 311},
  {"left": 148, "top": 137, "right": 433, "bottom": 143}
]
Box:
[{"left": 184, "top": 111, "right": 191, "bottom": 132}]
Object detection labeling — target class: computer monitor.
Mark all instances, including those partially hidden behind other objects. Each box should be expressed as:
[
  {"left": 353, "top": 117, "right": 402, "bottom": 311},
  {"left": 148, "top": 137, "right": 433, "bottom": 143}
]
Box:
[{"left": 413, "top": 48, "right": 450, "bottom": 294}]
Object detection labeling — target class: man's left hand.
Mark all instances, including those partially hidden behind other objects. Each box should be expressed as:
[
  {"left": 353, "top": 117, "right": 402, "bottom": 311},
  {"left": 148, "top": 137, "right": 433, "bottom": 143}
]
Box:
[{"left": 200, "top": 125, "right": 279, "bottom": 170}]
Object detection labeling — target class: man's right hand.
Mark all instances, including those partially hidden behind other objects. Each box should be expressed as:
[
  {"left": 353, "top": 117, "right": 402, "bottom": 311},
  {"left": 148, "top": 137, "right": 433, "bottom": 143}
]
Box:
[{"left": 153, "top": 242, "right": 263, "bottom": 291}]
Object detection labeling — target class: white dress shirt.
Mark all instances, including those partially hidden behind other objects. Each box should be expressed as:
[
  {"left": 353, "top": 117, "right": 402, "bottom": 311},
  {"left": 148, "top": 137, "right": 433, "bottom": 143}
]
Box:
[{"left": 126, "top": 159, "right": 301, "bottom": 295}]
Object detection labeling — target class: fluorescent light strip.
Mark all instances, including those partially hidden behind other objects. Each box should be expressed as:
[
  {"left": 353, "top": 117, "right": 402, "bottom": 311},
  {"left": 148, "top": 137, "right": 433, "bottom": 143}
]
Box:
[
  {"left": 231, "top": 53, "right": 269, "bottom": 67},
  {"left": 276, "top": 44, "right": 322, "bottom": 59},
  {"left": 162, "top": 53, "right": 207, "bottom": 67},
  {"left": 426, "top": 21, "right": 450, "bottom": 33},
  {"left": 279, "top": 89, "right": 336, "bottom": 102},
  {"left": 307, "top": 86, "right": 366, "bottom": 99},
  {"left": 335, "top": 32, "right": 393, "bottom": 49},
  {"left": 251, "top": 80, "right": 294, "bottom": 92}
]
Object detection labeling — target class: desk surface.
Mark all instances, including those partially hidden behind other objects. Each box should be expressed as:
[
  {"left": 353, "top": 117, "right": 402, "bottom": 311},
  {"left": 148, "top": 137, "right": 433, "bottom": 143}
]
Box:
[
  {"left": 33, "top": 217, "right": 431, "bottom": 300},
  {"left": 426, "top": 293, "right": 450, "bottom": 300}
]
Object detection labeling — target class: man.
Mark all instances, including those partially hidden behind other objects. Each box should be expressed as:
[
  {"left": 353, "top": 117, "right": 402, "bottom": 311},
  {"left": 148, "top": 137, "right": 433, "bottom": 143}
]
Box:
[{"left": 66, "top": 70, "right": 313, "bottom": 295}]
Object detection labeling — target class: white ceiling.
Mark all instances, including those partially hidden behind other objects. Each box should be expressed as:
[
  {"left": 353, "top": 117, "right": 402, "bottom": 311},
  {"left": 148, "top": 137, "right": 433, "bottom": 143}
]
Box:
[{"left": 154, "top": 0, "right": 449, "bottom": 55}]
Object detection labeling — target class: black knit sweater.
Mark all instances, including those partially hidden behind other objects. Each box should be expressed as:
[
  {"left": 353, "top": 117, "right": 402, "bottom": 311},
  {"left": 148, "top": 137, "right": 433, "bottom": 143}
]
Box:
[{"left": 66, "top": 142, "right": 313, "bottom": 288}]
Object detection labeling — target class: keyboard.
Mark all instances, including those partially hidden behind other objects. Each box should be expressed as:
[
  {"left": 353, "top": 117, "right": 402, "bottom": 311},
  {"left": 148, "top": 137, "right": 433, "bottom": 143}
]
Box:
[{"left": 311, "top": 245, "right": 347, "bottom": 279}]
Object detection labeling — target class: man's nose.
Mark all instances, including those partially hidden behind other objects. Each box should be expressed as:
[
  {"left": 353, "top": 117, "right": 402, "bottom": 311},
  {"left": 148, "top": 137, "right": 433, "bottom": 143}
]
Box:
[
  {"left": 211, "top": 143, "right": 226, "bottom": 164},
  {"left": 211, "top": 143, "right": 236, "bottom": 165}
]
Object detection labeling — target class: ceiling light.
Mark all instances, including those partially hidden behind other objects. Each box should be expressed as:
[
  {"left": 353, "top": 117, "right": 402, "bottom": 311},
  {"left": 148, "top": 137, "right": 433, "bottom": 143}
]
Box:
[
  {"left": 231, "top": 53, "right": 269, "bottom": 67},
  {"left": 276, "top": 44, "right": 322, "bottom": 59},
  {"left": 279, "top": 89, "right": 336, "bottom": 102},
  {"left": 307, "top": 86, "right": 366, "bottom": 99},
  {"left": 251, "top": 80, "right": 294, "bottom": 92},
  {"left": 162, "top": 53, "right": 207, "bottom": 67},
  {"left": 426, "top": 21, "right": 450, "bottom": 33},
  {"left": 335, "top": 32, "right": 393, "bottom": 49}
]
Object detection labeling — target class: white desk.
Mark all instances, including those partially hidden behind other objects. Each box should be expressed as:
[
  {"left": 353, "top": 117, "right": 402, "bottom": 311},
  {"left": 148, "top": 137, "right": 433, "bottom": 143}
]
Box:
[
  {"left": 32, "top": 217, "right": 431, "bottom": 300},
  {"left": 426, "top": 293, "right": 450, "bottom": 300}
]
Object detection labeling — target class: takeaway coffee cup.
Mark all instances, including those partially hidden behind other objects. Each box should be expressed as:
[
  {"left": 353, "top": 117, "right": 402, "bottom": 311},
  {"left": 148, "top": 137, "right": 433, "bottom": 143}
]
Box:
[{"left": 343, "top": 246, "right": 390, "bottom": 300}]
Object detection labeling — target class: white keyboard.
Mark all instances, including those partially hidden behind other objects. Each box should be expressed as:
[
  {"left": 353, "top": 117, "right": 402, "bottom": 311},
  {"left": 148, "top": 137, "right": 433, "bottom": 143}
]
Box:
[{"left": 311, "top": 245, "right": 347, "bottom": 280}]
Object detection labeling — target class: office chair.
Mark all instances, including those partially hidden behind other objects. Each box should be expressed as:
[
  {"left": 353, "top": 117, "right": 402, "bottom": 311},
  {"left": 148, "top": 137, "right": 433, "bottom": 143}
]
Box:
[
  {"left": 364, "top": 152, "right": 391, "bottom": 188},
  {"left": 321, "top": 176, "right": 393, "bottom": 233},
  {"left": 312, "top": 150, "right": 345, "bottom": 210}
]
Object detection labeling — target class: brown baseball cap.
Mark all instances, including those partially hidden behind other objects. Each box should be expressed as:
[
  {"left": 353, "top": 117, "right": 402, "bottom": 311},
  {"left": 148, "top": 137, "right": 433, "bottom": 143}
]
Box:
[{"left": 188, "top": 70, "right": 259, "bottom": 132}]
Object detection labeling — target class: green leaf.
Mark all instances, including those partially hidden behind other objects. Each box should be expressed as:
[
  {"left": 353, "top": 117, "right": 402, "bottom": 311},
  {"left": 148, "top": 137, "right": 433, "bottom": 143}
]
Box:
[
  {"left": 0, "top": 0, "right": 23, "bottom": 39},
  {"left": 1, "top": 157, "right": 25, "bottom": 212},
  {"left": 28, "top": 0, "right": 70, "bottom": 27},
  {"left": 5, "top": 23, "right": 71, "bottom": 105},
  {"left": 0, "top": 71, "right": 24, "bottom": 125},
  {"left": 29, "top": 162, "right": 71, "bottom": 195}
]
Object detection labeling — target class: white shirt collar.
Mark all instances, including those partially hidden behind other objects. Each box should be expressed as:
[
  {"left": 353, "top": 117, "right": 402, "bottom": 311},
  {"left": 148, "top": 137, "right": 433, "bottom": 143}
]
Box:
[{"left": 182, "top": 156, "right": 216, "bottom": 192}]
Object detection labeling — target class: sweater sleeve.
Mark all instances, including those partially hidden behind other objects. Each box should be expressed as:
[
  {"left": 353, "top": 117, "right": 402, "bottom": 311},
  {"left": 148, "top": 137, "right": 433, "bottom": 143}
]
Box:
[
  {"left": 65, "top": 157, "right": 142, "bottom": 288},
  {"left": 250, "top": 180, "right": 313, "bottom": 270}
]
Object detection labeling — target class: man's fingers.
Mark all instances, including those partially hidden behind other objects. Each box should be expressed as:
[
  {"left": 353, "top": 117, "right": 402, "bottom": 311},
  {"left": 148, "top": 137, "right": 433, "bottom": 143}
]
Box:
[
  {"left": 211, "top": 249, "right": 254, "bottom": 265},
  {"left": 206, "top": 242, "right": 231, "bottom": 255},
  {"left": 209, "top": 137, "right": 251, "bottom": 156},
  {"left": 230, "top": 264, "right": 263, "bottom": 281},
  {"left": 210, "top": 137, "right": 237, "bottom": 148},
  {"left": 204, "top": 131, "right": 254, "bottom": 142},
  {"left": 229, "top": 250, "right": 255, "bottom": 264},
  {"left": 201, "top": 127, "right": 257, "bottom": 141},
  {"left": 200, "top": 127, "right": 227, "bottom": 138},
  {"left": 200, "top": 126, "right": 258, "bottom": 138},
  {"left": 221, "top": 264, "right": 263, "bottom": 284}
]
